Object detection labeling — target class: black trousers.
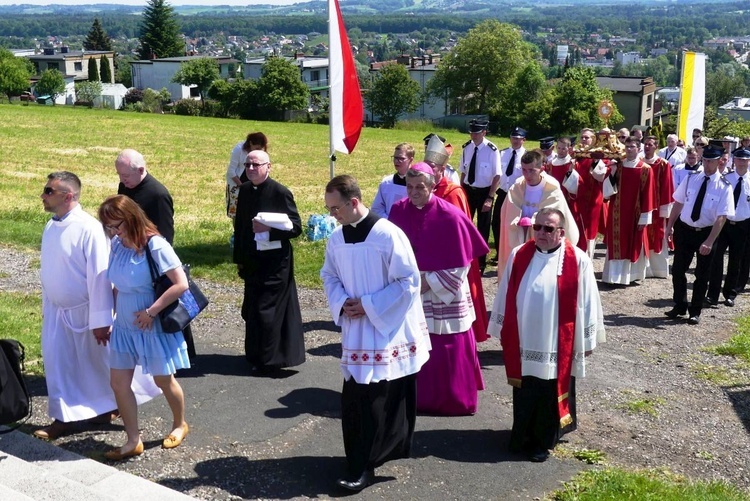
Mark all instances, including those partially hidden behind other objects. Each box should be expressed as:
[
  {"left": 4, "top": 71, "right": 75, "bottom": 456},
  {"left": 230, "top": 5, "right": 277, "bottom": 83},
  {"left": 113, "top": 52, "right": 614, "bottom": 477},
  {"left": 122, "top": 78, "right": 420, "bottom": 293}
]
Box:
[
  {"left": 671, "top": 219, "right": 716, "bottom": 317},
  {"left": 182, "top": 324, "right": 197, "bottom": 360},
  {"left": 341, "top": 375, "right": 416, "bottom": 477},
  {"left": 491, "top": 189, "right": 509, "bottom": 255},
  {"left": 510, "top": 376, "right": 577, "bottom": 454},
  {"left": 735, "top": 221, "right": 750, "bottom": 294},
  {"left": 463, "top": 185, "right": 492, "bottom": 268},
  {"left": 707, "top": 219, "right": 750, "bottom": 302}
]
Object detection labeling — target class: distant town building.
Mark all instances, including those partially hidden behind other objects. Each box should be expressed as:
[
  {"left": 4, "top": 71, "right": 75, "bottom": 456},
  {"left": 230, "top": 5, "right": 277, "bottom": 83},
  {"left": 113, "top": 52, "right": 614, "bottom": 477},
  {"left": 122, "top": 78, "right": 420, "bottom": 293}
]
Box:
[
  {"left": 616, "top": 51, "right": 641, "bottom": 65},
  {"left": 27, "top": 47, "right": 116, "bottom": 83},
  {"left": 130, "top": 55, "right": 238, "bottom": 101},
  {"left": 557, "top": 45, "right": 569, "bottom": 64},
  {"left": 719, "top": 97, "right": 750, "bottom": 121},
  {"left": 595, "top": 76, "right": 656, "bottom": 128},
  {"left": 243, "top": 55, "right": 330, "bottom": 103}
]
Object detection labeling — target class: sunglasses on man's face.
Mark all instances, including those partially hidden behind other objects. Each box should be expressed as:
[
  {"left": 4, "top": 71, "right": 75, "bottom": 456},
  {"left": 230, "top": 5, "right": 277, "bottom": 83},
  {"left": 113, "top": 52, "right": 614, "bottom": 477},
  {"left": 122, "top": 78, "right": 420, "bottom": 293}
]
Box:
[
  {"left": 533, "top": 224, "right": 560, "bottom": 233},
  {"left": 42, "top": 186, "right": 68, "bottom": 196}
]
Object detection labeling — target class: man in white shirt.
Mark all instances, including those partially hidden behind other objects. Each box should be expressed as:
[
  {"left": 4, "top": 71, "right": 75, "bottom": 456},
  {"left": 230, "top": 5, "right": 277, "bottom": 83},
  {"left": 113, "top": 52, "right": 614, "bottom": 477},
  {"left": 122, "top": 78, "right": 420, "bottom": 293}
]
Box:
[
  {"left": 666, "top": 145, "right": 734, "bottom": 324},
  {"left": 658, "top": 134, "right": 687, "bottom": 168},
  {"left": 321, "top": 175, "right": 430, "bottom": 492},
  {"left": 707, "top": 147, "right": 750, "bottom": 307},
  {"left": 672, "top": 147, "right": 703, "bottom": 188},
  {"left": 490, "top": 126, "right": 525, "bottom": 265}
]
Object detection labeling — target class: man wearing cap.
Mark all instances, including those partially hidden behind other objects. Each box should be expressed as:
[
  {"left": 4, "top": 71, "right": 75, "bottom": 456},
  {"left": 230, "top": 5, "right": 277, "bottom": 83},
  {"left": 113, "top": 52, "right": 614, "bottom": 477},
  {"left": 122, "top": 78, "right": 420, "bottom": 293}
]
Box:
[
  {"left": 673, "top": 147, "right": 703, "bottom": 188},
  {"left": 490, "top": 126, "right": 526, "bottom": 264},
  {"left": 424, "top": 133, "right": 459, "bottom": 184},
  {"left": 706, "top": 147, "right": 750, "bottom": 308},
  {"left": 424, "top": 138, "right": 490, "bottom": 343},
  {"left": 460, "top": 119, "right": 501, "bottom": 272},
  {"left": 372, "top": 143, "right": 414, "bottom": 218},
  {"left": 658, "top": 134, "right": 687, "bottom": 168},
  {"left": 540, "top": 136, "right": 556, "bottom": 165},
  {"left": 600, "top": 136, "right": 655, "bottom": 284},
  {"left": 665, "top": 145, "right": 734, "bottom": 324},
  {"left": 644, "top": 136, "right": 674, "bottom": 279}
]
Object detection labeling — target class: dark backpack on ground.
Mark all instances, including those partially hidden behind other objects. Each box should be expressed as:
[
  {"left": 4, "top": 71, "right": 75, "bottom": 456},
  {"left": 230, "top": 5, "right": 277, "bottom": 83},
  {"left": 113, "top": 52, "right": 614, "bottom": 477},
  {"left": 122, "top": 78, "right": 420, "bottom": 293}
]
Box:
[{"left": 0, "top": 339, "right": 31, "bottom": 432}]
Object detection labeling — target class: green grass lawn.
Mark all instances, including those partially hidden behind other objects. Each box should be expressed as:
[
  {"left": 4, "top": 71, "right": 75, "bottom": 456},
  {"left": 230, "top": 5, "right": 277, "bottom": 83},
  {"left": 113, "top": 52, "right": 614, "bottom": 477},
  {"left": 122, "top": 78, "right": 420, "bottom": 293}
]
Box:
[{"left": 0, "top": 103, "right": 506, "bottom": 287}]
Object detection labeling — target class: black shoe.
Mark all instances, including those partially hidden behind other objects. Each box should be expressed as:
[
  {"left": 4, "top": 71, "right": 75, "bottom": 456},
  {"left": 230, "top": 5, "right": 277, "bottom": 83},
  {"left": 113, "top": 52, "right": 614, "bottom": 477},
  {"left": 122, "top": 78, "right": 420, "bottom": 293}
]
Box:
[
  {"left": 704, "top": 297, "right": 719, "bottom": 307},
  {"left": 664, "top": 308, "right": 687, "bottom": 319},
  {"left": 336, "top": 469, "right": 374, "bottom": 492},
  {"left": 725, "top": 298, "right": 735, "bottom": 307},
  {"left": 529, "top": 449, "right": 550, "bottom": 463},
  {"left": 687, "top": 315, "right": 701, "bottom": 325}
]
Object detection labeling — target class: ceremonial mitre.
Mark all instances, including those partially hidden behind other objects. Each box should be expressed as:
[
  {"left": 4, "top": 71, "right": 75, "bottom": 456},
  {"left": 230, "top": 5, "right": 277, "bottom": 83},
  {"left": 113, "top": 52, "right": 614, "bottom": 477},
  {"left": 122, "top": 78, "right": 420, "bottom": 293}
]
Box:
[{"left": 424, "top": 134, "right": 450, "bottom": 166}]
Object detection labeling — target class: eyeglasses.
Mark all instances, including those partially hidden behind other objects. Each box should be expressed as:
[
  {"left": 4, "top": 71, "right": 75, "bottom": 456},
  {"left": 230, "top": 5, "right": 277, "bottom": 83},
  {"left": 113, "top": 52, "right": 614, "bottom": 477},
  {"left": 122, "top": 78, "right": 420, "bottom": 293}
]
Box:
[
  {"left": 392, "top": 156, "right": 408, "bottom": 162},
  {"left": 532, "top": 224, "right": 560, "bottom": 233},
  {"left": 104, "top": 221, "right": 124, "bottom": 232},
  {"left": 617, "top": 135, "right": 628, "bottom": 140},
  {"left": 244, "top": 161, "right": 268, "bottom": 169},
  {"left": 42, "top": 187, "right": 68, "bottom": 196},
  {"left": 325, "top": 201, "right": 351, "bottom": 214}
]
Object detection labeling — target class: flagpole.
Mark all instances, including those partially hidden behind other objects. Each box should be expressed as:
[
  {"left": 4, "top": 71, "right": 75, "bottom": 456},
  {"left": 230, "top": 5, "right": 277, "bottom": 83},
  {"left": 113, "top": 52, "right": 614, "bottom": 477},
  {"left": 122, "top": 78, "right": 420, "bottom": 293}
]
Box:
[{"left": 328, "top": 0, "right": 336, "bottom": 180}]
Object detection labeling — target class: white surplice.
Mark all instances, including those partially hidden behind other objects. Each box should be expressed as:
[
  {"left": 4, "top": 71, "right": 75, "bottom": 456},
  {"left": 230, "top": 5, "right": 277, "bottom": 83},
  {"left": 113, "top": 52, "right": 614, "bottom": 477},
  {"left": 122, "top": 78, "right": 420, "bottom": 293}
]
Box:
[
  {"left": 41, "top": 205, "right": 160, "bottom": 422},
  {"left": 489, "top": 240, "right": 605, "bottom": 379},
  {"left": 321, "top": 218, "right": 431, "bottom": 384}
]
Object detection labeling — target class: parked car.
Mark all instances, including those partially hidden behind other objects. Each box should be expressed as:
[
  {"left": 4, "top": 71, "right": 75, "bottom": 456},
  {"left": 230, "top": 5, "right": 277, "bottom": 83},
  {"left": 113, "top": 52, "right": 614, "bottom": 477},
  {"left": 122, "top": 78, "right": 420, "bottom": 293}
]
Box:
[{"left": 19, "top": 91, "right": 35, "bottom": 102}]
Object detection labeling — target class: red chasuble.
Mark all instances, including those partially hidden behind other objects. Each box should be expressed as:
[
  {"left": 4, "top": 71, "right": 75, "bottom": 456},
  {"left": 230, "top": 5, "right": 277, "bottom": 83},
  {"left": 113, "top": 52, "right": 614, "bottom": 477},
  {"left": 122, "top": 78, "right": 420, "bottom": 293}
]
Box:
[
  {"left": 433, "top": 177, "right": 489, "bottom": 342},
  {"left": 571, "top": 158, "right": 605, "bottom": 242},
  {"left": 501, "top": 239, "right": 578, "bottom": 428},
  {"left": 644, "top": 157, "right": 673, "bottom": 254},
  {"left": 605, "top": 160, "right": 655, "bottom": 262}
]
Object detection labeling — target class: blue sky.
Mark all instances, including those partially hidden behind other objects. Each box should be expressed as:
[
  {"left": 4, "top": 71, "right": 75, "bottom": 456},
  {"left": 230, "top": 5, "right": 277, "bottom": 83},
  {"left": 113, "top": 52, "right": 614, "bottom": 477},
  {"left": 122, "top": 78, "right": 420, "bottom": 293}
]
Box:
[{"left": 0, "top": 0, "right": 301, "bottom": 5}]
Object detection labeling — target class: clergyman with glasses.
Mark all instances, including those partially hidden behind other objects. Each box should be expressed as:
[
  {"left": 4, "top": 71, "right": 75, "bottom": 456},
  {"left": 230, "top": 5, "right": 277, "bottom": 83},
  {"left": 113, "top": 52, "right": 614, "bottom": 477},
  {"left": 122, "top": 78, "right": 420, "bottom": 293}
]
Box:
[
  {"left": 36, "top": 171, "right": 159, "bottom": 440},
  {"left": 233, "top": 150, "right": 305, "bottom": 374},
  {"left": 371, "top": 142, "right": 415, "bottom": 218},
  {"left": 489, "top": 207, "right": 605, "bottom": 463}
]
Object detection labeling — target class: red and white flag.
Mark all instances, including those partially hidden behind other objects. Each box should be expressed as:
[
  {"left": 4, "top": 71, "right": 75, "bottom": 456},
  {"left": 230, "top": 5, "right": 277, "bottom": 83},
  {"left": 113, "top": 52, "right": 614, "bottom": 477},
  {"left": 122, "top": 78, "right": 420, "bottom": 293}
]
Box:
[{"left": 328, "top": 0, "right": 362, "bottom": 155}]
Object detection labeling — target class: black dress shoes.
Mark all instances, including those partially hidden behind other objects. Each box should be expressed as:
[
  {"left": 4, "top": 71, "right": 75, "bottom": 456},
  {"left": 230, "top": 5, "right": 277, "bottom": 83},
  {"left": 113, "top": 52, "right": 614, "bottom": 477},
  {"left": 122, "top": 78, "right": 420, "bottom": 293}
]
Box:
[
  {"left": 336, "top": 469, "right": 374, "bottom": 492},
  {"left": 725, "top": 298, "right": 735, "bottom": 307},
  {"left": 687, "top": 315, "right": 701, "bottom": 325},
  {"left": 664, "top": 308, "right": 687, "bottom": 319},
  {"left": 529, "top": 449, "right": 550, "bottom": 463},
  {"left": 704, "top": 297, "right": 719, "bottom": 307}
]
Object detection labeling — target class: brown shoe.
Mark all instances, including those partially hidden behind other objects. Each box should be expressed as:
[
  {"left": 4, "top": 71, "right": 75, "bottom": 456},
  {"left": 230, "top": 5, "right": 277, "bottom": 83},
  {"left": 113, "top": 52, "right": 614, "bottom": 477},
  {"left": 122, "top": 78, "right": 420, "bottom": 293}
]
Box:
[
  {"left": 33, "top": 420, "right": 71, "bottom": 441},
  {"left": 104, "top": 440, "right": 144, "bottom": 461},
  {"left": 162, "top": 422, "right": 189, "bottom": 449}
]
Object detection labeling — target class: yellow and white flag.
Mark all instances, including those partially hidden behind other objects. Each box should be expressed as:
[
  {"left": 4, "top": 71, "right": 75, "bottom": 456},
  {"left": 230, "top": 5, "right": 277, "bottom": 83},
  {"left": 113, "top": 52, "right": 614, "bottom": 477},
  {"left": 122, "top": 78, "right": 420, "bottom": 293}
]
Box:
[{"left": 677, "top": 52, "right": 706, "bottom": 146}]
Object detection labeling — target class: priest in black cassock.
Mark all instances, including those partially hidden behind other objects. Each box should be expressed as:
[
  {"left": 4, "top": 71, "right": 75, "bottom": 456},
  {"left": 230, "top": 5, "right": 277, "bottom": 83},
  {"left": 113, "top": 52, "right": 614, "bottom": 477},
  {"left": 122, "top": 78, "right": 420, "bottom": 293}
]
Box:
[
  {"left": 115, "top": 148, "right": 196, "bottom": 361},
  {"left": 233, "top": 150, "right": 305, "bottom": 373}
]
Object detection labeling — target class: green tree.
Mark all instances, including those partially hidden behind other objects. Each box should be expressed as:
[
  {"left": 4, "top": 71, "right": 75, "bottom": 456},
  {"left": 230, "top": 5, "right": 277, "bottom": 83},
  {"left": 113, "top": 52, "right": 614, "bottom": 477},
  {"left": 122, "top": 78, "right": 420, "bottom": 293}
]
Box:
[
  {"left": 100, "top": 55, "right": 112, "bottom": 83},
  {"left": 75, "top": 80, "right": 102, "bottom": 106},
  {"left": 115, "top": 55, "right": 133, "bottom": 87},
  {"left": 84, "top": 18, "right": 112, "bottom": 51},
  {"left": 138, "top": 0, "right": 183, "bottom": 60},
  {"left": 0, "top": 48, "right": 31, "bottom": 102},
  {"left": 171, "top": 57, "right": 219, "bottom": 105},
  {"left": 550, "top": 66, "right": 623, "bottom": 134},
  {"left": 253, "top": 57, "right": 309, "bottom": 120},
  {"left": 35, "top": 69, "right": 66, "bottom": 104},
  {"left": 427, "top": 20, "right": 534, "bottom": 115},
  {"left": 88, "top": 58, "right": 99, "bottom": 81},
  {"left": 365, "top": 63, "right": 420, "bottom": 128},
  {"left": 500, "top": 61, "right": 552, "bottom": 135}
]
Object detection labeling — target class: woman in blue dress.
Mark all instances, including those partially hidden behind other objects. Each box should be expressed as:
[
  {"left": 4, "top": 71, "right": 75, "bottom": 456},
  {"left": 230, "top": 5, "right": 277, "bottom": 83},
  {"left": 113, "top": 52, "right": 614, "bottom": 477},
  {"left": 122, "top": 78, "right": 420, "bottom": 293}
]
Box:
[{"left": 98, "top": 195, "right": 191, "bottom": 460}]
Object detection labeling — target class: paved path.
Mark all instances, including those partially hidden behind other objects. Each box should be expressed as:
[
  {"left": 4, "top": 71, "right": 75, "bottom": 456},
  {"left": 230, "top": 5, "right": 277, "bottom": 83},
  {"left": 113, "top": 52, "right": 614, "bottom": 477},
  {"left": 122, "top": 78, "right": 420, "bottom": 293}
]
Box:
[{"left": 1, "top": 297, "right": 591, "bottom": 500}]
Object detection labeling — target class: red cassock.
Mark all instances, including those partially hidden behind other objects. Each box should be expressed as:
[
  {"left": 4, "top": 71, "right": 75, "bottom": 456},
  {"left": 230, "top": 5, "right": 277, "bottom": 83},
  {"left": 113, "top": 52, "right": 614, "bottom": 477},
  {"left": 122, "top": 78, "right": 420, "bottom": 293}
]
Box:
[
  {"left": 433, "top": 177, "right": 489, "bottom": 343},
  {"left": 570, "top": 158, "right": 605, "bottom": 249},
  {"left": 645, "top": 157, "right": 674, "bottom": 253},
  {"left": 605, "top": 160, "right": 655, "bottom": 262}
]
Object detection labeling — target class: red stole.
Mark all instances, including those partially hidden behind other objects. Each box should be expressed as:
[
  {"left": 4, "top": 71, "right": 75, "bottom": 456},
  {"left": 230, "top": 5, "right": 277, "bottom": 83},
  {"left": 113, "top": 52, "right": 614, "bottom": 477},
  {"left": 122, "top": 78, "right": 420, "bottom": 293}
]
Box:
[{"left": 501, "top": 239, "right": 578, "bottom": 428}]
